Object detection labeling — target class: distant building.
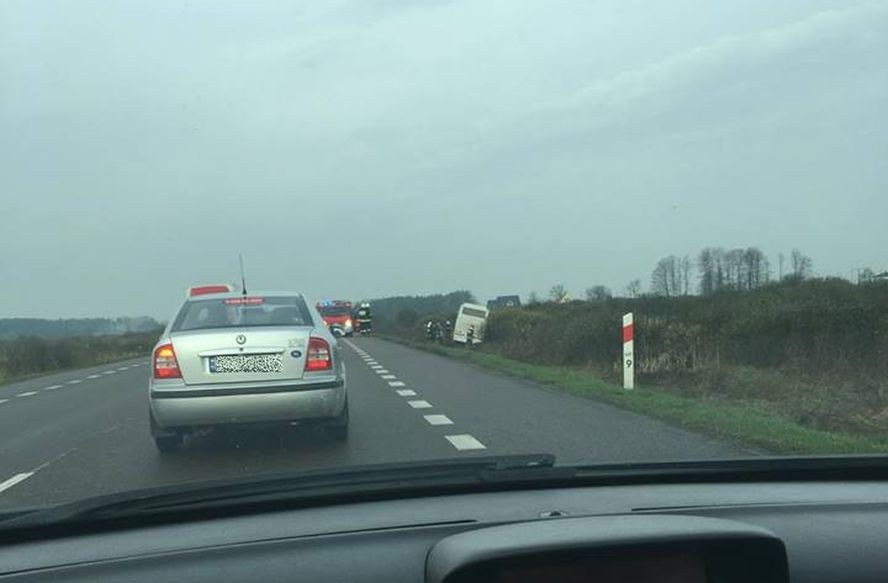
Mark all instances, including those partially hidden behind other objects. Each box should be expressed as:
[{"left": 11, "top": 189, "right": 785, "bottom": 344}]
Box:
[{"left": 487, "top": 295, "right": 522, "bottom": 310}]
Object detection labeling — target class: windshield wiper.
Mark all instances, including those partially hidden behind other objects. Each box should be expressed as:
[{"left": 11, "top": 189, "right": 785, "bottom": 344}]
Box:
[{"left": 0, "top": 454, "right": 559, "bottom": 531}]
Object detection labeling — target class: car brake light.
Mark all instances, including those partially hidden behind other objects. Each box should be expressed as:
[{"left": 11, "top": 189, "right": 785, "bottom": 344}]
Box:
[
  {"left": 305, "top": 337, "right": 333, "bottom": 372},
  {"left": 153, "top": 343, "right": 182, "bottom": 379}
]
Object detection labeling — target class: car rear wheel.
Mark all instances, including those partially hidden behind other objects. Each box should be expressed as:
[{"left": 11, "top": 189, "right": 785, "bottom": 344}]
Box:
[
  {"left": 154, "top": 433, "right": 184, "bottom": 453},
  {"left": 326, "top": 399, "right": 349, "bottom": 441}
]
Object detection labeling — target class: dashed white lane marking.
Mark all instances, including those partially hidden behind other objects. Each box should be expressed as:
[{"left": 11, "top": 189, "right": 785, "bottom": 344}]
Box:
[
  {"left": 445, "top": 434, "right": 487, "bottom": 451},
  {"left": 381, "top": 374, "right": 397, "bottom": 379},
  {"left": 0, "top": 472, "right": 34, "bottom": 494},
  {"left": 408, "top": 400, "right": 432, "bottom": 409},
  {"left": 15, "top": 391, "right": 37, "bottom": 398},
  {"left": 86, "top": 374, "right": 100, "bottom": 379},
  {"left": 44, "top": 385, "right": 63, "bottom": 391},
  {"left": 388, "top": 381, "right": 406, "bottom": 387},
  {"left": 424, "top": 414, "right": 454, "bottom": 426},
  {"left": 370, "top": 364, "right": 382, "bottom": 369},
  {"left": 117, "top": 367, "right": 128, "bottom": 371},
  {"left": 396, "top": 389, "right": 417, "bottom": 396},
  {"left": 66, "top": 379, "right": 82, "bottom": 385},
  {"left": 102, "top": 370, "right": 116, "bottom": 375},
  {"left": 0, "top": 399, "right": 8, "bottom": 405}
]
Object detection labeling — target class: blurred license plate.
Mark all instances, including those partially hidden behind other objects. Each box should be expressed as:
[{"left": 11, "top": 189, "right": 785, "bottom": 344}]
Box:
[{"left": 209, "top": 354, "right": 282, "bottom": 373}]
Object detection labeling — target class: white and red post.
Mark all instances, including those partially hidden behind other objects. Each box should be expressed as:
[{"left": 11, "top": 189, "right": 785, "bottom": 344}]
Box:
[{"left": 623, "top": 312, "right": 634, "bottom": 390}]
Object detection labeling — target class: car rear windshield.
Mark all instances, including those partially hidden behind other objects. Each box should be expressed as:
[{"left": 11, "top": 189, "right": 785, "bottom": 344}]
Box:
[{"left": 172, "top": 296, "right": 314, "bottom": 332}]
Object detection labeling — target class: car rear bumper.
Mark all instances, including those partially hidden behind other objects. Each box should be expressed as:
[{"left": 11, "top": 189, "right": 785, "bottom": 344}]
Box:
[{"left": 150, "top": 378, "right": 346, "bottom": 428}]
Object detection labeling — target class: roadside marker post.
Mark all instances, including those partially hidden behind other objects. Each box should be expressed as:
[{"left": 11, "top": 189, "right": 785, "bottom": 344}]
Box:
[{"left": 623, "top": 312, "right": 635, "bottom": 390}]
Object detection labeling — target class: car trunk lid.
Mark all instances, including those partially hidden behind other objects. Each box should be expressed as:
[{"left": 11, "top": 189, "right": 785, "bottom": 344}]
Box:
[{"left": 170, "top": 327, "right": 313, "bottom": 385}]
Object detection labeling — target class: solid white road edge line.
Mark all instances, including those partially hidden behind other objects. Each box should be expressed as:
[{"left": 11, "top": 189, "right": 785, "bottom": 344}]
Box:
[{"left": 445, "top": 434, "right": 487, "bottom": 451}]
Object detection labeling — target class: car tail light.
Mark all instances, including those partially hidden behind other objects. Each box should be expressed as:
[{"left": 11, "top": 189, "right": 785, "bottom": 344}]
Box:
[
  {"left": 305, "top": 337, "right": 333, "bottom": 372},
  {"left": 153, "top": 343, "right": 182, "bottom": 379}
]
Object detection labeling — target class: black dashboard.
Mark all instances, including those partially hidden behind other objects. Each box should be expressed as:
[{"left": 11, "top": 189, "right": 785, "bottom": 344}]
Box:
[{"left": 2, "top": 481, "right": 888, "bottom": 582}]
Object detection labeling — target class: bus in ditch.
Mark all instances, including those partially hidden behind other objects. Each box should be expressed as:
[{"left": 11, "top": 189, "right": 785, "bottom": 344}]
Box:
[{"left": 452, "top": 303, "right": 489, "bottom": 345}]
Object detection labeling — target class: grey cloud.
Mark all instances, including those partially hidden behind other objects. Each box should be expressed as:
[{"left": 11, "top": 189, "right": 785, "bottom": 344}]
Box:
[{"left": 1, "top": 0, "right": 886, "bottom": 317}]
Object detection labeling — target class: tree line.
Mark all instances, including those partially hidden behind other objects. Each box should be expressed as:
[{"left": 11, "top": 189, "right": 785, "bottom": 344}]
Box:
[
  {"left": 536, "top": 247, "right": 820, "bottom": 303},
  {"left": 0, "top": 316, "right": 161, "bottom": 340},
  {"left": 652, "top": 247, "right": 813, "bottom": 297}
]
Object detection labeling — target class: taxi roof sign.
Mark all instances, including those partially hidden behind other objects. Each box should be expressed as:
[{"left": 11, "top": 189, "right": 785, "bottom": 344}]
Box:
[{"left": 188, "top": 284, "right": 233, "bottom": 297}]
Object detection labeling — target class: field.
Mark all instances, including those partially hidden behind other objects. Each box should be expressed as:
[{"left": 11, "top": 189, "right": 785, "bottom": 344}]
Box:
[
  {"left": 0, "top": 331, "right": 160, "bottom": 385},
  {"left": 380, "top": 279, "right": 888, "bottom": 453}
]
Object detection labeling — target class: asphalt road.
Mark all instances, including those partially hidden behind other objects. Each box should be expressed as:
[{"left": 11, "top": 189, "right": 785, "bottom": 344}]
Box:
[{"left": 0, "top": 337, "right": 747, "bottom": 511}]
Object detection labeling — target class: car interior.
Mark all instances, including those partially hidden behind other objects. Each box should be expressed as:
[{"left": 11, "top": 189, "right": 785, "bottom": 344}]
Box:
[{"left": 1, "top": 457, "right": 886, "bottom": 582}]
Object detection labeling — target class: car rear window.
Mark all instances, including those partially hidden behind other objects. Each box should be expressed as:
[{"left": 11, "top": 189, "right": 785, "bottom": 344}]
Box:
[{"left": 172, "top": 296, "right": 314, "bottom": 332}]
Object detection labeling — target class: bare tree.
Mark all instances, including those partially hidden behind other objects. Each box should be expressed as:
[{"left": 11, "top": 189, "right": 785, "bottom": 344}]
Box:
[
  {"left": 585, "top": 285, "right": 612, "bottom": 302},
  {"left": 651, "top": 256, "right": 681, "bottom": 297},
  {"left": 679, "top": 255, "right": 692, "bottom": 295},
  {"left": 790, "top": 249, "right": 813, "bottom": 279},
  {"left": 528, "top": 291, "right": 540, "bottom": 304},
  {"left": 723, "top": 249, "right": 745, "bottom": 290},
  {"left": 778, "top": 252, "right": 785, "bottom": 280},
  {"left": 742, "top": 247, "right": 769, "bottom": 290},
  {"left": 549, "top": 284, "right": 568, "bottom": 303},
  {"left": 698, "top": 247, "right": 717, "bottom": 295},
  {"left": 625, "top": 279, "right": 642, "bottom": 298}
]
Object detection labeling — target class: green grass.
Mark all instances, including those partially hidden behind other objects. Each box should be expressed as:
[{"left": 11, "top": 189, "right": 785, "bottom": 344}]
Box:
[{"left": 385, "top": 337, "right": 888, "bottom": 455}]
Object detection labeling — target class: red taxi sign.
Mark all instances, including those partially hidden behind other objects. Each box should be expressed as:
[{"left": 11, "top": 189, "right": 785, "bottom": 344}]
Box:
[{"left": 188, "top": 284, "right": 233, "bottom": 297}]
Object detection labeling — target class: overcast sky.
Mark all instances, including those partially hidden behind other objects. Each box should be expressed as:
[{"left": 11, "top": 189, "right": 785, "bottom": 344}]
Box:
[{"left": 2, "top": 0, "right": 887, "bottom": 318}]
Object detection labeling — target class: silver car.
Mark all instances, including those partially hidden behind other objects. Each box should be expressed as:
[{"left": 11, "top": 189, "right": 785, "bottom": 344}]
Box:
[{"left": 149, "top": 291, "right": 348, "bottom": 452}]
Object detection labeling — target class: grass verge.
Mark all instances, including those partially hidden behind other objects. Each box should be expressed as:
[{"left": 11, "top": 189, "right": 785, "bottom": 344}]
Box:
[{"left": 383, "top": 336, "right": 888, "bottom": 455}]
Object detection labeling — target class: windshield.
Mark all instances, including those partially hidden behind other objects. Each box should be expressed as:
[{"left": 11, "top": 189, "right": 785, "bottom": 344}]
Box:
[
  {"left": 2, "top": 0, "right": 887, "bottom": 517},
  {"left": 460, "top": 307, "right": 488, "bottom": 319},
  {"left": 317, "top": 306, "right": 351, "bottom": 317}
]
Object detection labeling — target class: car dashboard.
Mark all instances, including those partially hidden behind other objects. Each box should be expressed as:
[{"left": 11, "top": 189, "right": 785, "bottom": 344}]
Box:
[{"left": 1, "top": 480, "right": 887, "bottom": 582}]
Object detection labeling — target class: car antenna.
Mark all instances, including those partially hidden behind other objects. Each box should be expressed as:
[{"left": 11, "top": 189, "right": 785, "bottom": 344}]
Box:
[{"left": 239, "top": 253, "right": 248, "bottom": 296}]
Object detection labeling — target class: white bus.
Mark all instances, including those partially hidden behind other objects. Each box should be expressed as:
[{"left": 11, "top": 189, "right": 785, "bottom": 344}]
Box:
[{"left": 452, "top": 303, "right": 489, "bottom": 345}]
